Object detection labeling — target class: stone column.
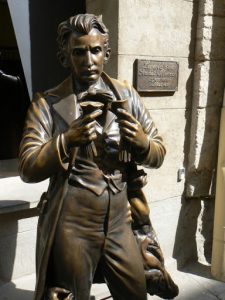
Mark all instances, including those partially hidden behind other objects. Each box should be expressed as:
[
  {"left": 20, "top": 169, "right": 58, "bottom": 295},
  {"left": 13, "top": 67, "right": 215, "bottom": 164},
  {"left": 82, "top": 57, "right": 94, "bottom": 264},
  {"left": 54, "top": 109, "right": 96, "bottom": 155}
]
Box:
[
  {"left": 211, "top": 95, "right": 225, "bottom": 282},
  {"left": 184, "top": 0, "right": 225, "bottom": 268},
  {"left": 186, "top": 0, "right": 225, "bottom": 199}
]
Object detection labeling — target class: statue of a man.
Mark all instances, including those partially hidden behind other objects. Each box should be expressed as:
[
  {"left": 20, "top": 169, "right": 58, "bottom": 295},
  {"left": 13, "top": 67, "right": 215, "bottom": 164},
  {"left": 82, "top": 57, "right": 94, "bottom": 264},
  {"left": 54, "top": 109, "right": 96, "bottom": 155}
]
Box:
[{"left": 19, "top": 14, "right": 178, "bottom": 300}]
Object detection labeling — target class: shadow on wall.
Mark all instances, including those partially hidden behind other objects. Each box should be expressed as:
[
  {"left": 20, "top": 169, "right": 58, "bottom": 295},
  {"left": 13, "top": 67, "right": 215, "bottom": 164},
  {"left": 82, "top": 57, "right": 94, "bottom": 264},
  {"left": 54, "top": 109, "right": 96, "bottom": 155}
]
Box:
[
  {"left": 172, "top": 0, "right": 200, "bottom": 269},
  {"left": 29, "top": 0, "right": 86, "bottom": 94},
  {"left": 0, "top": 207, "right": 38, "bottom": 299},
  {"left": 0, "top": 282, "right": 34, "bottom": 300},
  {"left": 173, "top": 196, "right": 215, "bottom": 269},
  {"left": 173, "top": 0, "right": 225, "bottom": 269}
]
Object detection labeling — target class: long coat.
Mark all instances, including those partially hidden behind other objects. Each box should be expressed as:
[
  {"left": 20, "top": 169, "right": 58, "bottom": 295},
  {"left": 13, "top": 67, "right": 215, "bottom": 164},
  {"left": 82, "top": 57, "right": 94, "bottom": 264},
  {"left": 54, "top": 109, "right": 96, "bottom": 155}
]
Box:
[{"left": 19, "top": 73, "right": 166, "bottom": 300}]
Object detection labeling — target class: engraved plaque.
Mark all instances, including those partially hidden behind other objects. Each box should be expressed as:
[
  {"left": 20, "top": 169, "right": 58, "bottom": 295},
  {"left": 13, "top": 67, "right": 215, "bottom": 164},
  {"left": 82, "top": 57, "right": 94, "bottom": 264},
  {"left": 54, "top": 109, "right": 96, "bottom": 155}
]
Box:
[{"left": 135, "top": 60, "right": 179, "bottom": 92}]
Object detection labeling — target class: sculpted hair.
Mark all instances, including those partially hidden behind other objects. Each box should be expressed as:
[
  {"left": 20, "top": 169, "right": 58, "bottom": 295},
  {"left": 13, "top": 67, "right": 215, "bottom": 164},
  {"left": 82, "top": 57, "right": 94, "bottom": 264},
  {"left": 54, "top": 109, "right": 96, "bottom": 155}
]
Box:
[{"left": 57, "top": 14, "right": 109, "bottom": 68}]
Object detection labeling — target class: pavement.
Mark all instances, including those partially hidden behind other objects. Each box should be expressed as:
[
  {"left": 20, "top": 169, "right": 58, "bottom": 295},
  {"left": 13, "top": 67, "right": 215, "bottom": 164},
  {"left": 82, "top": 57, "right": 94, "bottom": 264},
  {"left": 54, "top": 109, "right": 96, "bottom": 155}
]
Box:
[{"left": 0, "top": 260, "right": 225, "bottom": 300}]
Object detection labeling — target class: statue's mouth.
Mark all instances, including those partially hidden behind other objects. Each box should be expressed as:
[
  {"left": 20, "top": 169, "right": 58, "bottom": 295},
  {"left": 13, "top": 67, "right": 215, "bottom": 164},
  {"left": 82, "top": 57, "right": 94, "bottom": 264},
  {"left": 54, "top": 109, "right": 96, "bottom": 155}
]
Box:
[{"left": 84, "top": 68, "right": 98, "bottom": 74}]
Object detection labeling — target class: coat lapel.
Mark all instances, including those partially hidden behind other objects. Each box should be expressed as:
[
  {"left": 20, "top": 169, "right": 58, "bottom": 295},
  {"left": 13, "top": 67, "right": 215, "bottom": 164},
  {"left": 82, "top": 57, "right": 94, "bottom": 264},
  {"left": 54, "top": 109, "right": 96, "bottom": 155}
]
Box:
[
  {"left": 46, "top": 76, "right": 79, "bottom": 125},
  {"left": 47, "top": 74, "right": 120, "bottom": 128},
  {"left": 103, "top": 110, "right": 117, "bottom": 132},
  {"left": 53, "top": 94, "right": 78, "bottom": 125}
]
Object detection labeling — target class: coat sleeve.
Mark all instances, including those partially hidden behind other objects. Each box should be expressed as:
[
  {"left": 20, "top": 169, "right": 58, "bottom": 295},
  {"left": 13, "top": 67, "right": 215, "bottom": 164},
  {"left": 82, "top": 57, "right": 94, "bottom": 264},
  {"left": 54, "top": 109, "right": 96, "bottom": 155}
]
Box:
[
  {"left": 127, "top": 83, "right": 166, "bottom": 168},
  {"left": 19, "top": 94, "right": 68, "bottom": 183}
]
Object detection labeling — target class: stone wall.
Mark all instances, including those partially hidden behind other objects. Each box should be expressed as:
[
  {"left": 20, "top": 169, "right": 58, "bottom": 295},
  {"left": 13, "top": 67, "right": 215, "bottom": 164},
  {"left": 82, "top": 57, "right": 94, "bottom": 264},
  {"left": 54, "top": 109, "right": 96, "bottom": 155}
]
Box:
[
  {"left": 0, "top": 162, "right": 48, "bottom": 286},
  {"left": 0, "top": 213, "right": 37, "bottom": 285},
  {"left": 186, "top": 0, "right": 225, "bottom": 199},
  {"left": 178, "top": 0, "right": 225, "bottom": 266}
]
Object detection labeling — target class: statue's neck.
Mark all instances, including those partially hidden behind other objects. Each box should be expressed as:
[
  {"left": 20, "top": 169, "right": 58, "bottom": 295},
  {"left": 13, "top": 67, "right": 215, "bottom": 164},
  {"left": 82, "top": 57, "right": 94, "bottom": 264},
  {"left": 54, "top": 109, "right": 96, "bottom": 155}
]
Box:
[{"left": 72, "top": 76, "right": 103, "bottom": 94}]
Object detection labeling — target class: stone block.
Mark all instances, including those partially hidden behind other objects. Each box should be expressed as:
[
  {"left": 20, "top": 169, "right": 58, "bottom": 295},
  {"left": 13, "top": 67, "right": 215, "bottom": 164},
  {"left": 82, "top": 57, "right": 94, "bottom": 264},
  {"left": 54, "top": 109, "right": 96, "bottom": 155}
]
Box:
[
  {"left": 187, "top": 106, "right": 220, "bottom": 197},
  {"left": 0, "top": 174, "right": 48, "bottom": 204},
  {"left": 195, "top": 38, "right": 211, "bottom": 61},
  {"left": 199, "top": 0, "right": 213, "bottom": 16},
  {"left": 192, "top": 62, "right": 210, "bottom": 106},
  {"left": 188, "top": 106, "right": 220, "bottom": 170},
  {"left": 192, "top": 61, "right": 225, "bottom": 108},
  {"left": 173, "top": 197, "right": 214, "bottom": 267},
  {"left": 0, "top": 216, "right": 37, "bottom": 282},
  {"left": 196, "top": 16, "right": 225, "bottom": 61},
  {"left": 118, "top": 0, "right": 194, "bottom": 58},
  {"left": 199, "top": 0, "right": 225, "bottom": 17},
  {"left": 11, "top": 229, "right": 37, "bottom": 279},
  {"left": 210, "top": 17, "right": 225, "bottom": 60},
  {"left": 0, "top": 215, "right": 37, "bottom": 239},
  {"left": 17, "top": 216, "right": 38, "bottom": 233},
  {"left": 209, "top": 107, "right": 225, "bottom": 280},
  {"left": 0, "top": 274, "right": 35, "bottom": 299},
  {"left": 197, "top": 15, "right": 213, "bottom": 30}
]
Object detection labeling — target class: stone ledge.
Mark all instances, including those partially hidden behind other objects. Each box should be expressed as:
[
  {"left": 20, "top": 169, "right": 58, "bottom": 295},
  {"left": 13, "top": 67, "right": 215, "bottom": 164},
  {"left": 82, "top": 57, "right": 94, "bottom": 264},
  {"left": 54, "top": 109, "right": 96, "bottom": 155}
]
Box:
[
  {"left": 0, "top": 168, "right": 48, "bottom": 215},
  {"left": 0, "top": 199, "right": 38, "bottom": 215}
]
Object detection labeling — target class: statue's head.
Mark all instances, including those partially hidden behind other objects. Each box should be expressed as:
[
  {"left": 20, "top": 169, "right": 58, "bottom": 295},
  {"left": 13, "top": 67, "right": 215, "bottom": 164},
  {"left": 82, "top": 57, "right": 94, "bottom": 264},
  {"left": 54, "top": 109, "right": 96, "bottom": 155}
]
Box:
[{"left": 57, "top": 14, "right": 111, "bottom": 86}]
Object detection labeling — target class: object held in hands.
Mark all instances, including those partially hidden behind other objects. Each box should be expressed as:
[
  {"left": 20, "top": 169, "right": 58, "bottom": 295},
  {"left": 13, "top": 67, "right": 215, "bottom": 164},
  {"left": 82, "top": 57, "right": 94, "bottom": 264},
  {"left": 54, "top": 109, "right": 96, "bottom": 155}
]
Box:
[
  {"left": 110, "top": 99, "right": 129, "bottom": 113},
  {"left": 110, "top": 99, "right": 131, "bottom": 162},
  {"left": 78, "top": 88, "right": 114, "bottom": 109},
  {"left": 80, "top": 101, "right": 104, "bottom": 115},
  {"left": 80, "top": 101, "right": 104, "bottom": 158}
]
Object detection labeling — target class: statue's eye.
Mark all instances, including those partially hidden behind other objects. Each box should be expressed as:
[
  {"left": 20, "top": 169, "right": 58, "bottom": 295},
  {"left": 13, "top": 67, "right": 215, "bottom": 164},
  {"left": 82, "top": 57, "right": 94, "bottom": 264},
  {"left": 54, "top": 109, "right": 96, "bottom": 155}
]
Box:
[
  {"left": 92, "top": 47, "right": 102, "bottom": 54},
  {"left": 72, "top": 48, "right": 85, "bottom": 56}
]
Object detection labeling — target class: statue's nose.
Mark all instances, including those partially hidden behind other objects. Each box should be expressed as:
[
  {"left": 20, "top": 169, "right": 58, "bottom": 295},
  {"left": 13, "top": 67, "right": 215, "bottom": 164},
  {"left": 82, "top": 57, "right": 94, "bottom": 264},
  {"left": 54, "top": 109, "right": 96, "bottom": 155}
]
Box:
[{"left": 85, "top": 51, "right": 93, "bottom": 67}]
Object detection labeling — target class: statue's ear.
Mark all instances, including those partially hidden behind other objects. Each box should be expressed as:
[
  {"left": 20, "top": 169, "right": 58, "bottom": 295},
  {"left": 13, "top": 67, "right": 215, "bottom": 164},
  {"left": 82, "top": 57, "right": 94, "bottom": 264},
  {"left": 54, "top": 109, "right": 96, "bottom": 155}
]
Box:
[
  {"left": 104, "top": 48, "right": 111, "bottom": 64},
  {"left": 58, "top": 49, "right": 70, "bottom": 69},
  {"left": 62, "top": 50, "right": 70, "bottom": 68},
  {"left": 61, "top": 57, "right": 69, "bottom": 68}
]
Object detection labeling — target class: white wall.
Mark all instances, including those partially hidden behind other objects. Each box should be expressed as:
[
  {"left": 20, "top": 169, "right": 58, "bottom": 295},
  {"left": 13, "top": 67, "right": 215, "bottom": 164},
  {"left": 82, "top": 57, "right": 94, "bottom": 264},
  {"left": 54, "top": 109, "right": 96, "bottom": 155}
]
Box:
[{"left": 8, "top": 0, "right": 32, "bottom": 98}]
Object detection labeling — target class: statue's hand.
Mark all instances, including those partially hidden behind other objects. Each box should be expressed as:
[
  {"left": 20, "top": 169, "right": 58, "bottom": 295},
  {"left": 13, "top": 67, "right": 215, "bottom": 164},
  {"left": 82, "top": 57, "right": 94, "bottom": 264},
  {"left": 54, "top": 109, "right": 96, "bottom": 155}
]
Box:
[
  {"left": 64, "top": 109, "right": 102, "bottom": 149},
  {"left": 117, "top": 108, "right": 149, "bottom": 153}
]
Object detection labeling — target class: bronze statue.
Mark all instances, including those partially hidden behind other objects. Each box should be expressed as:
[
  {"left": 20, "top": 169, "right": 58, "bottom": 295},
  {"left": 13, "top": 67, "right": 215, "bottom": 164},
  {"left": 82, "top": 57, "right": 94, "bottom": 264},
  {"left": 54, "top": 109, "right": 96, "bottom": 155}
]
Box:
[{"left": 19, "top": 14, "right": 178, "bottom": 300}]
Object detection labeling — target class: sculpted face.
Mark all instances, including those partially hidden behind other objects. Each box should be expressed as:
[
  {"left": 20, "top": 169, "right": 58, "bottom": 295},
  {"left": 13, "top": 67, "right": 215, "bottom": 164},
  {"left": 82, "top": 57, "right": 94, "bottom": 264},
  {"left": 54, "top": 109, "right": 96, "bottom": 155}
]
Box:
[{"left": 66, "top": 29, "right": 110, "bottom": 86}]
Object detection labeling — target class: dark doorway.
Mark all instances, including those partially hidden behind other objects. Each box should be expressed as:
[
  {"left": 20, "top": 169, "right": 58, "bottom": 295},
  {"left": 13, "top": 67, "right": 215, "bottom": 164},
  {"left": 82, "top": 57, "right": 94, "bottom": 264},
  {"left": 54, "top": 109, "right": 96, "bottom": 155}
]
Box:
[
  {"left": 0, "top": 1, "right": 30, "bottom": 159},
  {"left": 29, "top": 0, "right": 86, "bottom": 93}
]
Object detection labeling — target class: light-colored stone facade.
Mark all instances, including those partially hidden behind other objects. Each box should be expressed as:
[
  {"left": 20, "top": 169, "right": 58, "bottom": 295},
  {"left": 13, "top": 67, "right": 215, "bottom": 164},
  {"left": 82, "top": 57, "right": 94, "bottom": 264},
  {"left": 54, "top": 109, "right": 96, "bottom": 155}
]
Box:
[
  {"left": 212, "top": 103, "right": 225, "bottom": 281},
  {"left": 0, "top": 170, "right": 48, "bottom": 285},
  {"left": 186, "top": 0, "right": 225, "bottom": 199}
]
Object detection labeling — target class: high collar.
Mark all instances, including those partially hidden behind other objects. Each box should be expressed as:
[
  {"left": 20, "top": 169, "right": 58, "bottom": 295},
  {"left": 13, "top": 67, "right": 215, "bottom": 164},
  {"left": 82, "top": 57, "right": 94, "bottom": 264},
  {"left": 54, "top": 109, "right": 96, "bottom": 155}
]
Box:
[
  {"left": 73, "top": 76, "right": 108, "bottom": 96},
  {"left": 48, "top": 74, "right": 117, "bottom": 129}
]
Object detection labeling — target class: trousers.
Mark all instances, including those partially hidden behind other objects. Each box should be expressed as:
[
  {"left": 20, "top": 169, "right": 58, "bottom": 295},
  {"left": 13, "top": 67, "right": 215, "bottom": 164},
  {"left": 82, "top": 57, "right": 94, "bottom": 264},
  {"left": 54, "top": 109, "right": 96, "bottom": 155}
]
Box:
[{"left": 51, "top": 184, "right": 147, "bottom": 300}]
